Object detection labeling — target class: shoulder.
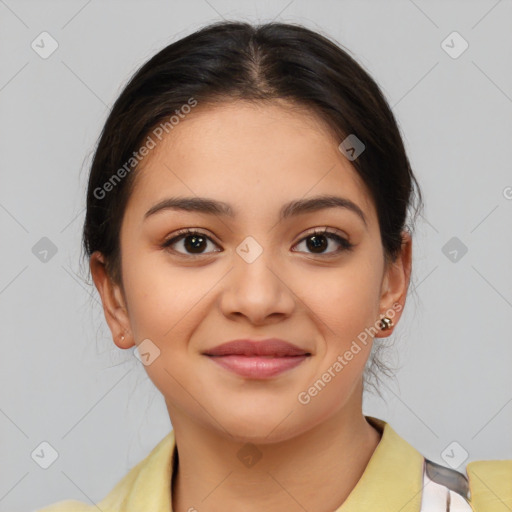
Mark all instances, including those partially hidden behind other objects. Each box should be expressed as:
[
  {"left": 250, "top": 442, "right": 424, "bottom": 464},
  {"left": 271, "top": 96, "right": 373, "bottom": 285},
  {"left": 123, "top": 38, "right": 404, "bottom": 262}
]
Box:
[
  {"left": 465, "top": 459, "right": 512, "bottom": 511},
  {"left": 36, "top": 499, "right": 95, "bottom": 512},
  {"left": 466, "top": 457, "right": 512, "bottom": 478},
  {"left": 35, "top": 431, "right": 176, "bottom": 512}
]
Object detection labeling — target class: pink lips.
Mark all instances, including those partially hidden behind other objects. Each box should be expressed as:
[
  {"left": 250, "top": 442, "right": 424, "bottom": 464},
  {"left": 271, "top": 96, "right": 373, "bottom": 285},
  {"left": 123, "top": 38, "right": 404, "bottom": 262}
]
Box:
[{"left": 203, "top": 338, "right": 311, "bottom": 379}]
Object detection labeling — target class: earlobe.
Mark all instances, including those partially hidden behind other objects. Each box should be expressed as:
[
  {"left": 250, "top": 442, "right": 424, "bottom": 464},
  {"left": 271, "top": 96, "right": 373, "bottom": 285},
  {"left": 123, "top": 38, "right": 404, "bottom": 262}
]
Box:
[{"left": 89, "top": 251, "right": 134, "bottom": 349}]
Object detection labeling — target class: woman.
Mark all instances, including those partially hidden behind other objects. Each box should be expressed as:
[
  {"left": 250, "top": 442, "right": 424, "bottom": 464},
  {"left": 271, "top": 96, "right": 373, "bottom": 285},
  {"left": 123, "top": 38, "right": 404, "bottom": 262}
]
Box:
[{"left": 39, "top": 20, "right": 511, "bottom": 512}]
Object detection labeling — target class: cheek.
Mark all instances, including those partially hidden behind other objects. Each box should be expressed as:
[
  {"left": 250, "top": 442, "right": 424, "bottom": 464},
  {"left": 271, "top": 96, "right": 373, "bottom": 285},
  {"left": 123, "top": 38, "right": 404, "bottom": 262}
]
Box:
[
  {"left": 301, "top": 257, "right": 383, "bottom": 343},
  {"left": 121, "top": 246, "right": 211, "bottom": 338},
  {"left": 292, "top": 261, "right": 383, "bottom": 416},
  {"left": 121, "top": 253, "right": 215, "bottom": 403}
]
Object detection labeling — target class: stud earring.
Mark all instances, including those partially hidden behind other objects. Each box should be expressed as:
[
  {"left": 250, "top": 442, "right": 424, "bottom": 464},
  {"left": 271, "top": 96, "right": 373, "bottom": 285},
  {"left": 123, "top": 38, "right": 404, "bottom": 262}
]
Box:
[{"left": 379, "top": 317, "right": 393, "bottom": 330}]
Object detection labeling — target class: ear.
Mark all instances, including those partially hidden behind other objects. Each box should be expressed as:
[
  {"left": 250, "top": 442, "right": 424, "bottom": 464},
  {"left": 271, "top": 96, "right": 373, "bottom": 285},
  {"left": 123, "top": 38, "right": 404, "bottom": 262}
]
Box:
[
  {"left": 374, "top": 230, "right": 412, "bottom": 338},
  {"left": 89, "top": 251, "right": 134, "bottom": 349}
]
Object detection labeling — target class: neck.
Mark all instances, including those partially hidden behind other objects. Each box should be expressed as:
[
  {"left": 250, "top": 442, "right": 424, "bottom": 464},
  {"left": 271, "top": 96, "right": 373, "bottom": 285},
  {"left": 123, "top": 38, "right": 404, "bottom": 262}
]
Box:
[{"left": 168, "top": 394, "right": 382, "bottom": 512}]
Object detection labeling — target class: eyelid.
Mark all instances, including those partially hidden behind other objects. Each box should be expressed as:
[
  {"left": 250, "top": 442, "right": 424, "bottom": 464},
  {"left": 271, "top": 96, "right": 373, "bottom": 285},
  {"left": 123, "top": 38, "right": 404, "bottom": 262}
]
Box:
[
  {"left": 295, "top": 226, "right": 349, "bottom": 243},
  {"left": 162, "top": 227, "right": 214, "bottom": 243}
]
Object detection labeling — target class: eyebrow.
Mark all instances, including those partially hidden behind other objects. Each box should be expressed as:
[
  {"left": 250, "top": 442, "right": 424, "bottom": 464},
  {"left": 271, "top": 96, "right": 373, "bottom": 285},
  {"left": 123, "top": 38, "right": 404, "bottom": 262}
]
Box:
[{"left": 144, "top": 194, "right": 367, "bottom": 227}]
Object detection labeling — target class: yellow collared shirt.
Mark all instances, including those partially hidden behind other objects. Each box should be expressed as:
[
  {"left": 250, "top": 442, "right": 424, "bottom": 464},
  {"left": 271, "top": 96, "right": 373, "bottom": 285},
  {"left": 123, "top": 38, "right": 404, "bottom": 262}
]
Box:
[{"left": 37, "top": 416, "right": 512, "bottom": 512}]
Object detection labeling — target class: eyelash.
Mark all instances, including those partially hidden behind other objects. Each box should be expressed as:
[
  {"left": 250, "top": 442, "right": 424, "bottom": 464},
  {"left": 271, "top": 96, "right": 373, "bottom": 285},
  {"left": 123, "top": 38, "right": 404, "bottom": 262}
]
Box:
[{"left": 161, "top": 228, "right": 354, "bottom": 257}]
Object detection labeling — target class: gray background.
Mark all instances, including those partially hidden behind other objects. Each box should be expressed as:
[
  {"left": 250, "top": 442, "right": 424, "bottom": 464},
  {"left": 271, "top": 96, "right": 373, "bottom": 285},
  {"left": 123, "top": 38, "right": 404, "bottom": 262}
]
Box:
[{"left": 1, "top": 0, "right": 511, "bottom": 510}]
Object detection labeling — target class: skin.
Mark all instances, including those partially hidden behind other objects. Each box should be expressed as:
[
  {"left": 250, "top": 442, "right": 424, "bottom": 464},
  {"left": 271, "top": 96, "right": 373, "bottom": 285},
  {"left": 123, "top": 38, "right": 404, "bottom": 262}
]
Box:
[{"left": 90, "top": 99, "right": 412, "bottom": 512}]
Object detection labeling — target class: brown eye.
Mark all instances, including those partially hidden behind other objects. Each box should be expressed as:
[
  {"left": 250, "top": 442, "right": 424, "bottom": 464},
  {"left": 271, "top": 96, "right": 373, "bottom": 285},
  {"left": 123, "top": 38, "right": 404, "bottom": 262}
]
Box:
[
  {"left": 162, "top": 229, "right": 221, "bottom": 256},
  {"left": 293, "top": 229, "right": 354, "bottom": 255}
]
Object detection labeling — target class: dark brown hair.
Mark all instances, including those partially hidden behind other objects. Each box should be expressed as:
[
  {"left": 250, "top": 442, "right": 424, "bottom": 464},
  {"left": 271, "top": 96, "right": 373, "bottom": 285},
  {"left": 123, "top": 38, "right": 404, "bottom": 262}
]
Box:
[{"left": 81, "top": 20, "right": 423, "bottom": 395}]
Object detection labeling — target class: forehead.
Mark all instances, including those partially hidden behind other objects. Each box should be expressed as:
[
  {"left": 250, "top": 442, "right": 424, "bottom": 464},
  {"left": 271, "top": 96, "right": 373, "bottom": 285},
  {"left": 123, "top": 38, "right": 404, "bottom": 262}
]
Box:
[{"left": 127, "top": 100, "right": 376, "bottom": 223}]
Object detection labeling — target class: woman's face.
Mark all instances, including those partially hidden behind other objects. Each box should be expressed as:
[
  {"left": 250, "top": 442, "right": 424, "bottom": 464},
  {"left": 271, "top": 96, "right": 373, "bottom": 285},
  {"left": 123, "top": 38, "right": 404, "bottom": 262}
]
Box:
[{"left": 92, "top": 100, "right": 410, "bottom": 443}]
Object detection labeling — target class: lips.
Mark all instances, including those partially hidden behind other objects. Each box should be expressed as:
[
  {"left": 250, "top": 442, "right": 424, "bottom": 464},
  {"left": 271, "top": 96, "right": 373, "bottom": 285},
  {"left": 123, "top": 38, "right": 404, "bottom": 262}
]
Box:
[
  {"left": 203, "top": 339, "right": 311, "bottom": 379},
  {"left": 203, "top": 338, "right": 310, "bottom": 357}
]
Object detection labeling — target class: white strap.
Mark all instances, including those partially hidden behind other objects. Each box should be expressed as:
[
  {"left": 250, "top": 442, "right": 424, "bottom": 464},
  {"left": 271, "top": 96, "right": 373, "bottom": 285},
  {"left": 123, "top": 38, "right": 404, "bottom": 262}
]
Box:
[
  {"left": 449, "top": 490, "right": 474, "bottom": 512},
  {"left": 420, "top": 464, "right": 473, "bottom": 511}
]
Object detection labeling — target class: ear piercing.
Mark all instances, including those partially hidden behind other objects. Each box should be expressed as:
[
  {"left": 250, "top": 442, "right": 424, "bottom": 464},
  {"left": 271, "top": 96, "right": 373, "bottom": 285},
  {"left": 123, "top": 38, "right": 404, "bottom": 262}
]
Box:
[{"left": 379, "top": 317, "right": 393, "bottom": 330}]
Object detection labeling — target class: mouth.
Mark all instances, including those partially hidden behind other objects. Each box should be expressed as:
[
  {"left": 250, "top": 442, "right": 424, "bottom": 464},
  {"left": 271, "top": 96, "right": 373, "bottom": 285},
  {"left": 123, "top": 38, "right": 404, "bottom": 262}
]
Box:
[{"left": 203, "top": 338, "right": 311, "bottom": 379}]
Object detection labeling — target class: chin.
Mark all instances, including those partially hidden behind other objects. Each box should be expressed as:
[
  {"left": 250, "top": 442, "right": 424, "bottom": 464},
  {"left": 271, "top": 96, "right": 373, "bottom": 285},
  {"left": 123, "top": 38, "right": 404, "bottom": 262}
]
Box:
[
  {"left": 213, "top": 408, "right": 314, "bottom": 446},
  {"left": 225, "top": 424, "right": 295, "bottom": 445}
]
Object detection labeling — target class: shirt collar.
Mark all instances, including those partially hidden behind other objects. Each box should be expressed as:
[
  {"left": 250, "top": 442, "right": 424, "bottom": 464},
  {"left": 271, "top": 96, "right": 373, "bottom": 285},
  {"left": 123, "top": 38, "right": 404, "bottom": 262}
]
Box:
[
  {"left": 335, "top": 415, "right": 424, "bottom": 511},
  {"left": 99, "top": 415, "right": 424, "bottom": 512}
]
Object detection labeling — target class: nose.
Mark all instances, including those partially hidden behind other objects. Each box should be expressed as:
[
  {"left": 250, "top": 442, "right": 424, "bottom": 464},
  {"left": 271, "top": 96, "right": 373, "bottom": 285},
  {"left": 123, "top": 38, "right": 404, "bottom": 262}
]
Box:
[{"left": 219, "top": 245, "right": 296, "bottom": 325}]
